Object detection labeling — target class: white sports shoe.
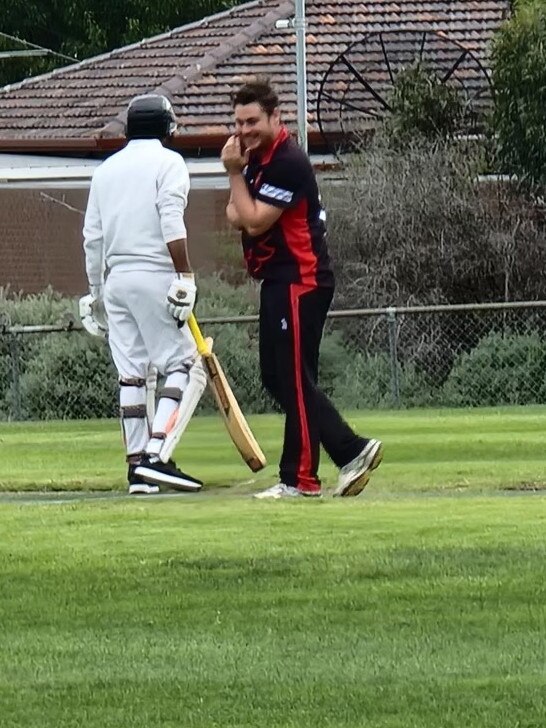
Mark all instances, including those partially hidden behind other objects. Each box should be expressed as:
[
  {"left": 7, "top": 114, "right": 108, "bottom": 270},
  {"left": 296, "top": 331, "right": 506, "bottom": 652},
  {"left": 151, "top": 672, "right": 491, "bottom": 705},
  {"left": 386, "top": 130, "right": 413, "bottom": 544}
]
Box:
[
  {"left": 333, "top": 439, "right": 383, "bottom": 497},
  {"left": 253, "top": 483, "right": 303, "bottom": 499}
]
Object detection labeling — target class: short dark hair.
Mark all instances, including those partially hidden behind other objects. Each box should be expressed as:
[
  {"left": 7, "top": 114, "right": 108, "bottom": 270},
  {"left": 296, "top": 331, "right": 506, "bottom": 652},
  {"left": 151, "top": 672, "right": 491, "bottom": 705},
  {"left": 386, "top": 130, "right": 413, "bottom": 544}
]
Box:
[{"left": 231, "top": 78, "right": 279, "bottom": 116}]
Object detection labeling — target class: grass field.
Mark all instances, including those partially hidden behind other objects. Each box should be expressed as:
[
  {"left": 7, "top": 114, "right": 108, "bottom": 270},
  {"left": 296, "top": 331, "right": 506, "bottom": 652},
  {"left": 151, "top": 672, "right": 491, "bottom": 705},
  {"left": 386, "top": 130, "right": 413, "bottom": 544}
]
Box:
[
  {"left": 1, "top": 407, "right": 546, "bottom": 726},
  {"left": 1, "top": 406, "right": 546, "bottom": 493}
]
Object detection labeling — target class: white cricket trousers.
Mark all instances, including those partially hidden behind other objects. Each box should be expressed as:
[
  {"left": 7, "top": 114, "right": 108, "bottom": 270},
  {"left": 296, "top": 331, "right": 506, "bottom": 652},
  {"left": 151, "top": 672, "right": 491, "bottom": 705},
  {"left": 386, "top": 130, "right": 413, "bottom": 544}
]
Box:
[{"left": 104, "top": 269, "right": 196, "bottom": 378}]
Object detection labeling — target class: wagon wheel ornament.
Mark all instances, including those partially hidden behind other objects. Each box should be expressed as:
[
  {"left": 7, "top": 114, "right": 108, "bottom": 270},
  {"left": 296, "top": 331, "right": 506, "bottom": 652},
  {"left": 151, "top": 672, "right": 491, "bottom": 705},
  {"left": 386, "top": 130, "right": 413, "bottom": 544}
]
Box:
[{"left": 316, "top": 30, "right": 493, "bottom": 154}]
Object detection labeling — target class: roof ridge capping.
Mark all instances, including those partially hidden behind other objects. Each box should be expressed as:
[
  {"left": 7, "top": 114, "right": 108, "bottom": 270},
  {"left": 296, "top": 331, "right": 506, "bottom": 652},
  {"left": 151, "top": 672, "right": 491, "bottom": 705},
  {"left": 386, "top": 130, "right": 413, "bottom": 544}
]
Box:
[{"left": 98, "top": 0, "right": 295, "bottom": 138}]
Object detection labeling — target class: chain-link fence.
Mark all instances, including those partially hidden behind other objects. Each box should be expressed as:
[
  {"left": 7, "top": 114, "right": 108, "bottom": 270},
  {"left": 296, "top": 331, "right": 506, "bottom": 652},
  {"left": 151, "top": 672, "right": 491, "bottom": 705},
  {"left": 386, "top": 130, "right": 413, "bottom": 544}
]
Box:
[{"left": 2, "top": 301, "right": 546, "bottom": 421}]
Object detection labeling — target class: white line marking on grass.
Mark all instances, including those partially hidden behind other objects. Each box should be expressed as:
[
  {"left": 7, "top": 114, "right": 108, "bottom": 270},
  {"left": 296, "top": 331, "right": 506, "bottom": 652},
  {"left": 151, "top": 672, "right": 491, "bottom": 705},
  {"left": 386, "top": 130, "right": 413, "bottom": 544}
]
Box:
[
  {"left": 0, "top": 491, "right": 196, "bottom": 505},
  {"left": 1, "top": 488, "right": 545, "bottom": 507}
]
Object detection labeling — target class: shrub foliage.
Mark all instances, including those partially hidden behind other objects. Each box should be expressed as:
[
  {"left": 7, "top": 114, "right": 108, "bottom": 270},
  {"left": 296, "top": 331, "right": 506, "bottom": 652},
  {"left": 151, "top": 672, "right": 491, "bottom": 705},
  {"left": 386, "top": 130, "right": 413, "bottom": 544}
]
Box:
[
  {"left": 386, "top": 62, "right": 465, "bottom": 144},
  {"left": 492, "top": 0, "right": 546, "bottom": 191}
]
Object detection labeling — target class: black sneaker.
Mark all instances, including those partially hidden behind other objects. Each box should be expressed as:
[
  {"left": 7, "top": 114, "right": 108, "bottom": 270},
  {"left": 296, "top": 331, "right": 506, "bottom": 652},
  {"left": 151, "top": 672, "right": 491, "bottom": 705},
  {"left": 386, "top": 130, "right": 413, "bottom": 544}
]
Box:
[
  {"left": 135, "top": 455, "right": 203, "bottom": 492},
  {"left": 127, "top": 463, "right": 160, "bottom": 495}
]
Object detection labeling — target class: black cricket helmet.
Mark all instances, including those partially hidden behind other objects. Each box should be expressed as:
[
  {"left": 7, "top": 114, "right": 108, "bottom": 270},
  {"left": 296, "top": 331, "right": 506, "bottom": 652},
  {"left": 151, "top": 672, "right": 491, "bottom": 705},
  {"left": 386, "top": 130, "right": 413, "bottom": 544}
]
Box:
[{"left": 126, "top": 94, "right": 177, "bottom": 139}]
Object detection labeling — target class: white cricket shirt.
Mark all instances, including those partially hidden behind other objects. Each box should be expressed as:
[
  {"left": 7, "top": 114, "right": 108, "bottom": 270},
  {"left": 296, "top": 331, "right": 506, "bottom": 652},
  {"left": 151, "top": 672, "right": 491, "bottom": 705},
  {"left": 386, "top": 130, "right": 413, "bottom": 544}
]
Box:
[{"left": 83, "top": 139, "right": 190, "bottom": 286}]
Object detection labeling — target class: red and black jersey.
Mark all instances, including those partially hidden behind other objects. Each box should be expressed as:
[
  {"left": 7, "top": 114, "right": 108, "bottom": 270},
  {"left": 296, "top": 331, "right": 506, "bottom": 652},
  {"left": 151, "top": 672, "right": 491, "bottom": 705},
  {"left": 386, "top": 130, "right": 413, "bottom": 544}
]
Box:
[{"left": 241, "top": 127, "right": 334, "bottom": 288}]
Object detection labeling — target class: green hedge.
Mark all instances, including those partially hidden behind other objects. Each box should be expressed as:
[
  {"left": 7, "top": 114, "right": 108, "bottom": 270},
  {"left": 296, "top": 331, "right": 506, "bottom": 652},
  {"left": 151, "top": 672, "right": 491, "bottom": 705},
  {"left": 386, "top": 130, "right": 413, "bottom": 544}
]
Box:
[
  {"left": 2, "top": 287, "right": 546, "bottom": 418},
  {"left": 0, "top": 288, "right": 79, "bottom": 420},
  {"left": 18, "top": 333, "right": 118, "bottom": 420},
  {"left": 441, "top": 331, "right": 546, "bottom": 406}
]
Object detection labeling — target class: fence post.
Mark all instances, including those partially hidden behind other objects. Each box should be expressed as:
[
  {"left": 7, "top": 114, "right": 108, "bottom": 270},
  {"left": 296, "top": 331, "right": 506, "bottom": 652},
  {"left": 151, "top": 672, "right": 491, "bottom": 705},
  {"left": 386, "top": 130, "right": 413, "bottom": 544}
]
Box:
[
  {"left": 9, "top": 335, "right": 22, "bottom": 421},
  {"left": 386, "top": 307, "right": 401, "bottom": 408}
]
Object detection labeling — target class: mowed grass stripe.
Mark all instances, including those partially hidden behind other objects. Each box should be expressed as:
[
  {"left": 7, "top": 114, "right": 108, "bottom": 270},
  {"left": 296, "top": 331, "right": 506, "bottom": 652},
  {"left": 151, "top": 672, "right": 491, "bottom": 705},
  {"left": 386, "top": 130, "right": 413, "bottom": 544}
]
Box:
[
  {"left": 0, "top": 496, "right": 545, "bottom": 727},
  {"left": 1, "top": 406, "right": 546, "bottom": 491}
]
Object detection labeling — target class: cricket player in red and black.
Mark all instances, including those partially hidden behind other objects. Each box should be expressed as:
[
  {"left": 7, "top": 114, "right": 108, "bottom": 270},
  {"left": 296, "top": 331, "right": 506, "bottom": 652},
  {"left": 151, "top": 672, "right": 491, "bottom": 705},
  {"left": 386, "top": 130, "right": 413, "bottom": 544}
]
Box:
[{"left": 222, "top": 79, "right": 383, "bottom": 498}]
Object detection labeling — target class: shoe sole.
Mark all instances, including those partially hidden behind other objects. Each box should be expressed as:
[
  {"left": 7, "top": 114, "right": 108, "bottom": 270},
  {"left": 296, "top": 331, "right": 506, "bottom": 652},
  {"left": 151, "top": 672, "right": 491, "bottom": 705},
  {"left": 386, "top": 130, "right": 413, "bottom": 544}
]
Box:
[
  {"left": 253, "top": 493, "right": 297, "bottom": 499},
  {"left": 134, "top": 466, "right": 202, "bottom": 492},
  {"left": 253, "top": 491, "right": 322, "bottom": 500},
  {"left": 128, "top": 483, "right": 160, "bottom": 496},
  {"left": 334, "top": 442, "right": 384, "bottom": 497}
]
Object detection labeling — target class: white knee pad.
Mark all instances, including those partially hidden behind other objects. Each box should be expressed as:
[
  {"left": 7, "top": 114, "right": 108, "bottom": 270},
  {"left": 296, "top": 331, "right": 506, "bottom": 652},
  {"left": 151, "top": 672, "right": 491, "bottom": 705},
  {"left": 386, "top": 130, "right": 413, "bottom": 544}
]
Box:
[{"left": 157, "top": 358, "right": 207, "bottom": 463}]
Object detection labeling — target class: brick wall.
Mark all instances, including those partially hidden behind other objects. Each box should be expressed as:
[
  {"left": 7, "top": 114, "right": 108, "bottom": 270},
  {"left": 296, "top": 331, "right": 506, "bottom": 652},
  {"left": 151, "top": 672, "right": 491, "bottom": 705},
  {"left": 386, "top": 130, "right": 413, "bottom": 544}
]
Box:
[{"left": 0, "top": 186, "right": 236, "bottom": 295}]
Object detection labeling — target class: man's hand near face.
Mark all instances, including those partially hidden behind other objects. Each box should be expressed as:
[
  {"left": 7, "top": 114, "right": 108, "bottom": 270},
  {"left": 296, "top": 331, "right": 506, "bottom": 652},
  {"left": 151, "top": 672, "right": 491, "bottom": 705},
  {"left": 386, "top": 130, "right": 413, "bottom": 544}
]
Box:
[
  {"left": 222, "top": 102, "right": 283, "bottom": 236},
  {"left": 221, "top": 135, "right": 248, "bottom": 175}
]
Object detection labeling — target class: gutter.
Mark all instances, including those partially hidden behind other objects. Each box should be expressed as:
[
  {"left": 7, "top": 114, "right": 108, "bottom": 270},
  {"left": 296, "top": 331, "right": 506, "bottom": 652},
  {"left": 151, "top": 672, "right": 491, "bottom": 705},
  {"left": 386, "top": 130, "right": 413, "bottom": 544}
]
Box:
[{"left": 0, "top": 130, "right": 344, "bottom": 159}]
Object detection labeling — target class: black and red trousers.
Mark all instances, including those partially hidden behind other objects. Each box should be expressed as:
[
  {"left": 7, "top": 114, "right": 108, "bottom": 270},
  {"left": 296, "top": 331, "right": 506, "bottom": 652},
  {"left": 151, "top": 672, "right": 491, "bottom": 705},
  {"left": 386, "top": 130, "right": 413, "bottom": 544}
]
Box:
[{"left": 259, "top": 282, "right": 366, "bottom": 493}]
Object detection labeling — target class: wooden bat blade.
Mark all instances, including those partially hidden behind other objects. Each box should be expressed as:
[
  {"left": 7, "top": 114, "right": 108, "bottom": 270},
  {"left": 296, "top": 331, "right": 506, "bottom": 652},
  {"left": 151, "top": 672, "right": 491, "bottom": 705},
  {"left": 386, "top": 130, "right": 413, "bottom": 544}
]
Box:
[{"left": 203, "top": 353, "right": 266, "bottom": 472}]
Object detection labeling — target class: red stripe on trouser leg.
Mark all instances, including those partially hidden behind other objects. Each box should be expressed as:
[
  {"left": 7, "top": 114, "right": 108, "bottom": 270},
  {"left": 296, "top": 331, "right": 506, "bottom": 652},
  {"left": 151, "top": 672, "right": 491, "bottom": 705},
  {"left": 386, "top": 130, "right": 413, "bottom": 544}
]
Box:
[{"left": 289, "top": 284, "right": 321, "bottom": 494}]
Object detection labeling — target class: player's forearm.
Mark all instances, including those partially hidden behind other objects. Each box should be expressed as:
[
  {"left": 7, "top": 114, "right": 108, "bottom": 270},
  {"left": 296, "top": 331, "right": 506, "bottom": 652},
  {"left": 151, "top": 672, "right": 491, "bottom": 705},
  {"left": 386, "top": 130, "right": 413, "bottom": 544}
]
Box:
[
  {"left": 167, "top": 238, "right": 193, "bottom": 273},
  {"left": 226, "top": 200, "right": 243, "bottom": 230},
  {"left": 228, "top": 173, "right": 259, "bottom": 227},
  {"left": 228, "top": 174, "right": 282, "bottom": 235}
]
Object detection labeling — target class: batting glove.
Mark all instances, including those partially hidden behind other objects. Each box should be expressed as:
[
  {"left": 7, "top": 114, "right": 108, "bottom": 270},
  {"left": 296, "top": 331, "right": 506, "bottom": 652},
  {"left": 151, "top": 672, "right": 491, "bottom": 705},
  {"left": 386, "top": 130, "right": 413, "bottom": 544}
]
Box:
[
  {"left": 167, "top": 274, "right": 197, "bottom": 323},
  {"left": 79, "top": 293, "right": 108, "bottom": 338}
]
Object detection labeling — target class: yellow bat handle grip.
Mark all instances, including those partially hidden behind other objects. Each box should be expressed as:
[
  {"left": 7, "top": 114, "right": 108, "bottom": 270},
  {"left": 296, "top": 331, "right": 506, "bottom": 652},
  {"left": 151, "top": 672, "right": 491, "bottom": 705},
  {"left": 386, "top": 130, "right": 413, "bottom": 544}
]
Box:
[{"left": 187, "top": 313, "right": 211, "bottom": 356}]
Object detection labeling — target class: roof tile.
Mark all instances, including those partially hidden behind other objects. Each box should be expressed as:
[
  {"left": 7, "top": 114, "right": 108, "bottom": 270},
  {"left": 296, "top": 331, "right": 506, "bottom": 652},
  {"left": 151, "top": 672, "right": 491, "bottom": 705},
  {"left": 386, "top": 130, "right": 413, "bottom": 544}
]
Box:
[{"left": 0, "top": 0, "right": 510, "bottom": 140}]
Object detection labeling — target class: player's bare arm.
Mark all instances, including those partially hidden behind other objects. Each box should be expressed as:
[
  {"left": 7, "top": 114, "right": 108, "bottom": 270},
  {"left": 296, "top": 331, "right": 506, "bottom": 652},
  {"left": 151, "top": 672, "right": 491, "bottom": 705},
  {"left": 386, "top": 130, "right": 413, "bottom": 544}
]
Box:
[
  {"left": 226, "top": 189, "right": 243, "bottom": 229},
  {"left": 226, "top": 198, "right": 243, "bottom": 230},
  {"left": 167, "top": 237, "right": 192, "bottom": 273},
  {"left": 222, "top": 135, "right": 283, "bottom": 236},
  {"left": 166, "top": 238, "right": 196, "bottom": 324}
]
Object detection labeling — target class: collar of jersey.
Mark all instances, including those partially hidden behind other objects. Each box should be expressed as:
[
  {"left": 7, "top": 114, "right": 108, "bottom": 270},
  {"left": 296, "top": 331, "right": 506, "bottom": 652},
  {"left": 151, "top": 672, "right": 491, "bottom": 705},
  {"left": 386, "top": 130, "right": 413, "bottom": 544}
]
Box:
[
  {"left": 251, "top": 126, "right": 290, "bottom": 166},
  {"left": 127, "top": 138, "right": 163, "bottom": 146}
]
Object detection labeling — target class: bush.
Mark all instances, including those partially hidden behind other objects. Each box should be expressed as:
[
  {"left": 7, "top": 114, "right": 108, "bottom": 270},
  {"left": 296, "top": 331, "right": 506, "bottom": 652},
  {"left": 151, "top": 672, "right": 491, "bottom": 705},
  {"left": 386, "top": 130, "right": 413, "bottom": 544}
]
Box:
[
  {"left": 324, "top": 139, "right": 514, "bottom": 310},
  {"left": 386, "top": 62, "right": 464, "bottom": 144},
  {"left": 331, "top": 350, "right": 436, "bottom": 410},
  {"left": 18, "top": 333, "right": 118, "bottom": 420},
  {"left": 198, "top": 321, "right": 275, "bottom": 415},
  {"left": 441, "top": 331, "right": 546, "bottom": 406},
  {"left": 0, "top": 285, "right": 76, "bottom": 325},
  {"left": 196, "top": 274, "right": 260, "bottom": 318},
  {"left": 0, "top": 280, "right": 262, "bottom": 420},
  {"left": 492, "top": 1, "right": 546, "bottom": 191},
  {"left": 321, "top": 137, "right": 546, "bottom": 387},
  {"left": 6, "top": 284, "right": 546, "bottom": 419},
  {"left": 324, "top": 136, "right": 546, "bottom": 310},
  {"left": 0, "top": 288, "right": 79, "bottom": 418}
]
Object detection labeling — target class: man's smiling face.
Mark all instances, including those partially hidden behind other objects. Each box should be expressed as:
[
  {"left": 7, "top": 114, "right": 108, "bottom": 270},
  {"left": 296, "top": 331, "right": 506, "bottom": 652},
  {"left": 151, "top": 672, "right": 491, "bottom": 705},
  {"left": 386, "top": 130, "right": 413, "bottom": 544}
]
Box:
[{"left": 234, "top": 102, "right": 280, "bottom": 153}]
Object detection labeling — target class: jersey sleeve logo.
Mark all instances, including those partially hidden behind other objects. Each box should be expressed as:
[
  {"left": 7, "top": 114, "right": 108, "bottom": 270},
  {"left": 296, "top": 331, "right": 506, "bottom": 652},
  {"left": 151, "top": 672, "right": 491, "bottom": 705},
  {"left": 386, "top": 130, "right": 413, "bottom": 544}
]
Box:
[{"left": 259, "top": 183, "right": 293, "bottom": 204}]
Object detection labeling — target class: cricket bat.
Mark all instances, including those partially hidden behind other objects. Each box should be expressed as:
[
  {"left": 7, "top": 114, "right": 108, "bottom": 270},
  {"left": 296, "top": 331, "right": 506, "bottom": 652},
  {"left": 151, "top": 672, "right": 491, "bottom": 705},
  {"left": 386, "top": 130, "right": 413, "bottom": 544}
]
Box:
[{"left": 187, "top": 313, "right": 266, "bottom": 473}]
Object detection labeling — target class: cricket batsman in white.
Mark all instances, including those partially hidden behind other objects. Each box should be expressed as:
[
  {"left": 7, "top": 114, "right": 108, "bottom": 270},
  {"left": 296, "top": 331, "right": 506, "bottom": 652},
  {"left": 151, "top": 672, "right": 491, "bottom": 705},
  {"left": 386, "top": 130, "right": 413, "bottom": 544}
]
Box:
[{"left": 81, "top": 94, "right": 206, "bottom": 495}]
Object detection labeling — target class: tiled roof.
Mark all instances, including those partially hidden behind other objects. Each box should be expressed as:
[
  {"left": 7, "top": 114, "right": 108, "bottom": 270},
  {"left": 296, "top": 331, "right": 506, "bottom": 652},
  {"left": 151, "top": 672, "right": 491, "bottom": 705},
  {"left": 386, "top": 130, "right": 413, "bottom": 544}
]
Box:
[{"left": 0, "top": 0, "right": 510, "bottom": 141}]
